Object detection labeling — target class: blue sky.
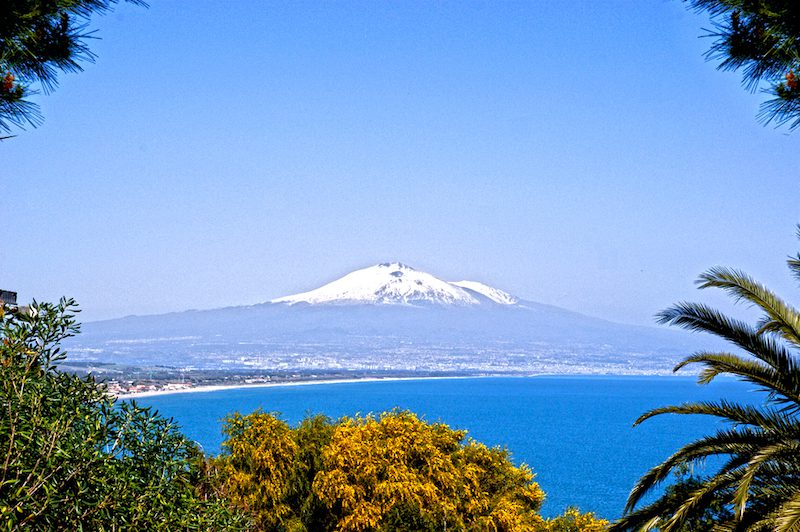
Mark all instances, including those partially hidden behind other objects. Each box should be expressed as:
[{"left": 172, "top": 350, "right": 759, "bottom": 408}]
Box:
[{"left": 2, "top": 1, "right": 798, "bottom": 324}]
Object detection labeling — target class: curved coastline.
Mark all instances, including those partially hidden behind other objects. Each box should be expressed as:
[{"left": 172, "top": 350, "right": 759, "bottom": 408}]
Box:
[
  {"left": 113, "top": 371, "right": 692, "bottom": 400},
  {"left": 115, "top": 375, "right": 488, "bottom": 400}
]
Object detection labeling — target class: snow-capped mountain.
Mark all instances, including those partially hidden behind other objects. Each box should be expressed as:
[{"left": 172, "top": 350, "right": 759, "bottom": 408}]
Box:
[
  {"left": 67, "top": 263, "right": 722, "bottom": 376},
  {"left": 271, "top": 262, "right": 519, "bottom": 307}
]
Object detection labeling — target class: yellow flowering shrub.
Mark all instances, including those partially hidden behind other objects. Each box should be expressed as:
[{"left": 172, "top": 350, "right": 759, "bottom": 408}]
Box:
[
  {"left": 216, "top": 409, "right": 605, "bottom": 532},
  {"left": 539, "top": 507, "right": 609, "bottom": 532},
  {"left": 214, "top": 411, "right": 299, "bottom": 529}
]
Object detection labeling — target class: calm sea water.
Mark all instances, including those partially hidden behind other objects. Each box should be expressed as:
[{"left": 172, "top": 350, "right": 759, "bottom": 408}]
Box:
[{"left": 133, "top": 376, "right": 754, "bottom": 519}]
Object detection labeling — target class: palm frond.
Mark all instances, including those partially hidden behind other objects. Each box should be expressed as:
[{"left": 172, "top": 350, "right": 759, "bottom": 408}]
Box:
[
  {"left": 775, "top": 490, "right": 800, "bottom": 532},
  {"left": 634, "top": 400, "right": 795, "bottom": 433},
  {"left": 697, "top": 267, "right": 800, "bottom": 348},
  {"left": 610, "top": 497, "right": 672, "bottom": 531},
  {"left": 787, "top": 225, "right": 800, "bottom": 286},
  {"left": 624, "top": 427, "right": 771, "bottom": 512},
  {"left": 658, "top": 303, "right": 799, "bottom": 377},
  {"left": 673, "top": 351, "right": 800, "bottom": 409},
  {"left": 615, "top": 227, "right": 800, "bottom": 530},
  {"left": 731, "top": 440, "right": 800, "bottom": 520},
  {"left": 614, "top": 471, "right": 739, "bottom": 532},
  {"left": 788, "top": 253, "right": 800, "bottom": 286},
  {"left": 661, "top": 472, "right": 739, "bottom": 532}
]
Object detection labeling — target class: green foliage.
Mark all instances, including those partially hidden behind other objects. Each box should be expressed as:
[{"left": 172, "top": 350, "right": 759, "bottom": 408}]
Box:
[
  {"left": 288, "top": 414, "right": 336, "bottom": 530},
  {"left": 0, "top": 298, "right": 246, "bottom": 530},
  {"left": 612, "top": 229, "right": 800, "bottom": 531},
  {"left": 686, "top": 1, "right": 800, "bottom": 128},
  {"left": 0, "top": 0, "right": 146, "bottom": 133}
]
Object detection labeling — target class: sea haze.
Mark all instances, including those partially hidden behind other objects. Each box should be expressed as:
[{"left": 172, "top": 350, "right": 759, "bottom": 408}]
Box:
[
  {"left": 133, "top": 376, "right": 754, "bottom": 519},
  {"left": 65, "top": 263, "right": 720, "bottom": 375}
]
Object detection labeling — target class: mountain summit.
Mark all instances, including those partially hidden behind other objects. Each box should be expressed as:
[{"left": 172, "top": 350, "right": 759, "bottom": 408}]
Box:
[{"left": 271, "top": 262, "right": 520, "bottom": 307}]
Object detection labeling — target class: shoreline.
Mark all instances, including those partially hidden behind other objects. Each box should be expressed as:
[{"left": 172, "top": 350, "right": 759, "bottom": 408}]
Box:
[
  {"left": 116, "top": 375, "right": 482, "bottom": 400},
  {"left": 114, "top": 371, "right": 696, "bottom": 400}
]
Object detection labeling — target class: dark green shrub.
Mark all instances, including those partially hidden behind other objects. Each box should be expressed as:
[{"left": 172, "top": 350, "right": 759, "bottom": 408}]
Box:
[{"left": 0, "top": 299, "right": 246, "bottom": 530}]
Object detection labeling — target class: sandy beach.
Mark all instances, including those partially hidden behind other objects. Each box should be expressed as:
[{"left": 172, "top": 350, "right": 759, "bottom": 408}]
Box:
[{"left": 115, "top": 375, "right": 482, "bottom": 400}]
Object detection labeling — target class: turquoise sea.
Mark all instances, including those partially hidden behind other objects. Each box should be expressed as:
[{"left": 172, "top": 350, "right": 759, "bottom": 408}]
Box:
[{"left": 134, "top": 376, "right": 754, "bottom": 519}]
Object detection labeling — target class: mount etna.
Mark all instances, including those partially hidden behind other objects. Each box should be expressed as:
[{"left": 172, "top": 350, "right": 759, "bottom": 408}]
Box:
[{"left": 64, "top": 263, "right": 713, "bottom": 376}]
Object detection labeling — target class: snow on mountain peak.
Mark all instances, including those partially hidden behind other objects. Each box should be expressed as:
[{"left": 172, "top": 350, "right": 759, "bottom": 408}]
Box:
[
  {"left": 271, "top": 263, "right": 520, "bottom": 307},
  {"left": 450, "top": 281, "right": 520, "bottom": 305}
]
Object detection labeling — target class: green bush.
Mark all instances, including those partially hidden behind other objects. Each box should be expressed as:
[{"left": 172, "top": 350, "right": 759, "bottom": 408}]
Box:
[{"left": 0, "top": 299, "right": 246, "bottom": 530}]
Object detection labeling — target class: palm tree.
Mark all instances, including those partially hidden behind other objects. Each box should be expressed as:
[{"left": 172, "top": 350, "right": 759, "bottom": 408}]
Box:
[{"left": 611, "top": 234, "right": 800, "bottom": 532}]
